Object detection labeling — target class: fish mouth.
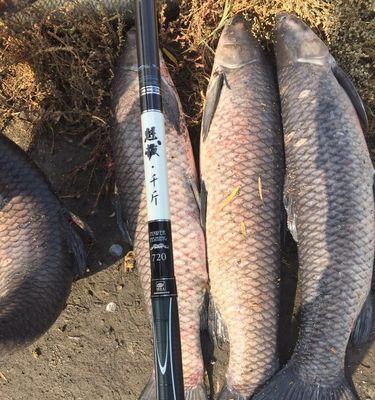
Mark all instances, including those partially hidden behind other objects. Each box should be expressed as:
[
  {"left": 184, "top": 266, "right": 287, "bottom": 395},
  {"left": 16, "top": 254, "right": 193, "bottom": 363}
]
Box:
[
  {"left": 276, "top": 12, "right": 300, "bottom": 27},
  {"left": 226, "top": 13, "right": 250, "bottom": 28}
]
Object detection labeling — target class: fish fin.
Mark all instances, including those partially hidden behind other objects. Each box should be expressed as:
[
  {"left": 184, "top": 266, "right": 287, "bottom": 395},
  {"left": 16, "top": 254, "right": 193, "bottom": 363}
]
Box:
[
  {"left": 138, "top": 375, "right": 156, "bottom": 400},
  {"left": 114, "top": 185, "right": 133, "bottom": 246},
  {"left": 60, "top": 210, "right": 87, "bottom": 276},
  {"left": 280, "top": 205, "right": 288, "bottom": 247},
  {"left": 208, "top": 294, "right": 229, "bottom": 348},
  {"left": 201, "top": 70, "right": 224, "bottom": 140},
  {"left": 283, "top": 176, "right": 298, "bottom": 242},
  {"left": 253, "top": 363, "right": 358, "bottom": 400},
  {"left": 190, "top": 179, "right": 201, "bottom": 212},
  {"left": 217, "top": 381, "right": 247, "bottom": 400},
  {"left": 139, "top": 375, "right": 208, "bottom": 399},
  {"left": 200, "top": 291, "right": 209, "bottom": 331},
  {"left": 331, "top": 63, "right": 368, "bottom": 132},
  {"left": 161, "top": 78, "right": 181, "bottom": 134},
  {"left": 350, "top": 292, "right": 374, "bottom": 347},
  {"left": 68, "top": 210, "right": 94, "bottom": 239},
  {"left": 185, "top": 384, "right": 209, "bottom": 400},
  {"left": 200, "top": 178, "right": 207, "bottom": 230}
]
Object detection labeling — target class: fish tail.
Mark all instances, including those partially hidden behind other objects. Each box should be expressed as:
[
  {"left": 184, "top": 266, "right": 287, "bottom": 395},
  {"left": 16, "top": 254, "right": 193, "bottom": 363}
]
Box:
[
  {"left": 217, "top": 381, "right": 247, "bottom": 400},
  {"left": 139, "top": 376, "right": 208, "bottom": 399},
  {"left": 138, "top": 376, "right": 155, "bottom": 400},
  {"left": 350, "top": 292, "right": 374, "bottom": 347},
  {"left": 253, "top": 364, "right": 358, "bottom": 400},
  {"left": 207, "top": 294, "right": 228, "bottom": 348},
  {"left": 185, "top": 383, "right": 209, "bottom": 399}
]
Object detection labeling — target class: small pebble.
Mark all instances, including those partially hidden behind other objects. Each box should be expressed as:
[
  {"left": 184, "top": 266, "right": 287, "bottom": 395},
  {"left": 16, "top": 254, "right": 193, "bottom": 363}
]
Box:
[
  {"left": 109, "top": 244, "right": 123, "bottom": 257},
  {"left": 106, "top": 302, "right": 117, "bottom": 313},
  {"left": 31, "top": 347, "right": 42, "bottom": 358}
]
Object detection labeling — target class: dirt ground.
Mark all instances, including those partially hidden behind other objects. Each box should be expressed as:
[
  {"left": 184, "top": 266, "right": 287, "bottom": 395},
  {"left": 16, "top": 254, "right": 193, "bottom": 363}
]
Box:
[{"left": 0, "top": 2, "right": 374, "bottom": 400}]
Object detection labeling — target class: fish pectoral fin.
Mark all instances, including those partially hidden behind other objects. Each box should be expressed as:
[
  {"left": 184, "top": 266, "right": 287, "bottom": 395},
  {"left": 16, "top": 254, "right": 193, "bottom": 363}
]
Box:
[
  {"left": 61, "top": 209, "right": 87, "bottom": 276},
  {"left": 200, "top": 178, "right": 208, "bottom": 230},
  {"left": 207, "top": 294, "right": 229, "bottom": 348},
  {"left": 190, "top": 179, "right": 201, "bottom": 213},
  {"left": 350, "top": 291, "right": 374, "bottom": 347},
  {"left": 280, "top": 206, "right": 288, "bottom": 247},
  {"left": 68, "top": 210, "right": 94, "bottom": 239},
  {"left": 217, "top": 382, "right": 247, "bottom": 400},
  {"left": 283, "top": 177, "right": 298, "bottom": 243},
  {"left": 139, "top": 374, "right": 208, "bottom": 400},
  {"left": 201, "top": 69, "right": 224, "bottom": 140},
  {"left": 138, "top": 375, "right": 155, "bottom": 400},
  {"left": 331, "top": 63, "right": 368, "bottom": 132}
]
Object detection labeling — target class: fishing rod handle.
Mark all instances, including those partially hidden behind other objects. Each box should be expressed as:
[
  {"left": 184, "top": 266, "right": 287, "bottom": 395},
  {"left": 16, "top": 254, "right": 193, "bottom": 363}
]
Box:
[
  {"left": 152, "top": 295, "right": 185, "bottom": 399},
  {"left": 148, "top": 221, "right": 184, "bottom": 400}
]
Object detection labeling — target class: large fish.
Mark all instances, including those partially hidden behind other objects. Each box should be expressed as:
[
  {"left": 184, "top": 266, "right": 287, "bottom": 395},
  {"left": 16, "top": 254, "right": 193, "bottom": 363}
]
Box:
[
  {"left": 254, "top": 13, "right": 374, "bottom": 400},
  {"left": 110, "top": 29, "right": 208, "bottom": 399},
  {"left": 0, "top": 133, "right": 85, "bottom": 356},
  {"left": 200, "top": 15, "right": 284, "bottom": 399}
]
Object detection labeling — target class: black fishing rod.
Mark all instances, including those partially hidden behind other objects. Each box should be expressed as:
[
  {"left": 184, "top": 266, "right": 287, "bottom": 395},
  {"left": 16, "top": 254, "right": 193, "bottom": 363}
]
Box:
[{"left": 134, "top": 1, "right": 185, "bottom": 399}]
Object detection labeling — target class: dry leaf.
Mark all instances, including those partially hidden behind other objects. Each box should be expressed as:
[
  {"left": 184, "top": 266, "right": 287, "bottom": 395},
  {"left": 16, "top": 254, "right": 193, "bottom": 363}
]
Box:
[
  {"left": 0, "top": 371, "right": 7, "bottom": 382},
  {"left": 124, "top": 251, "right": 136, "bottom": 272},
  {"left": 162, "top": 47, "right": 178, "bottom": 66},
  {"left": 219, "top": 185, "right": 241, "bottom": 210},
  {"left": 240, "top": 221, "right": 247, "bottom": 238}
]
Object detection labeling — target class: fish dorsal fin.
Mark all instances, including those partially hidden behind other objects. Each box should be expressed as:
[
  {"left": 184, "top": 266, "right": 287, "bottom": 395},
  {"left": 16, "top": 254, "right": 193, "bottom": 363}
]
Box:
[
  {"left": 332, "top": 63, "right": 368, "bottom": 132},
  {"left": 201, "top": 69, "right": 224, "bottom": 140},
  {"left": 283, "top": 176, "right": 298, "bottom": 243}
]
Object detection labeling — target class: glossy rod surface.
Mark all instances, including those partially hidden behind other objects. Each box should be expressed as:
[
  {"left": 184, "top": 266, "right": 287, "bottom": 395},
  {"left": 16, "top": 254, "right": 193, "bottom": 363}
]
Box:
[{"left": 134, "top": 1, "right": 185, "bottom": 398}]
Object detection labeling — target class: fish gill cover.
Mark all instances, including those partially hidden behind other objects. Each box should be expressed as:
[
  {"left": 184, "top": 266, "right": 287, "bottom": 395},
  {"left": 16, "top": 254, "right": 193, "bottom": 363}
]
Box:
[{"left": 0, "top": 0, "right": 373, "bottom": 205}]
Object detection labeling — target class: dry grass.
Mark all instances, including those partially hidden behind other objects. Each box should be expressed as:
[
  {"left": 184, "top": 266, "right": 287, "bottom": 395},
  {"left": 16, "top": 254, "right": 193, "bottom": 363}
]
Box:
[
  {"left": 168, "top": 0, "right": 374, "bottom": 132},
  {"left": 0, "top": 0, "right": 373, "bottom": 201},
  {"left": 0, "top": 4, "right": 127, "bottom": 200}
]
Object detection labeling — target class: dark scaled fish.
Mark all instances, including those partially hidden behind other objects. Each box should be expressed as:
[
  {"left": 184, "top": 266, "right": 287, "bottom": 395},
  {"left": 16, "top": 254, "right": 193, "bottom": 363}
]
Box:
[
  {"left": 110, "top": 29, "right": 208, "bottom": 399},
  {"left": 0, "top": 133, "right": 85, "bottom": 356},
  {"left": 200, "top": 15, "right": 284, "bottom": 399},
  {"left": 254, "top": 13, "right": 374, "bottom": 400}
]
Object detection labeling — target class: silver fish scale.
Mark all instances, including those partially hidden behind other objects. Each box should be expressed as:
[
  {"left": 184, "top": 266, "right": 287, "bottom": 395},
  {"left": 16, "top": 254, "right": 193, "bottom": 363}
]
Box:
[
  {"left": 201, "top": 62, "right": 284, "bottom": 396},
  {"left": 280, "top": 63, "right": 374, "bottom": 385},
  {"left": 111, "top": 41, "right": 207, "bottom": 392}
]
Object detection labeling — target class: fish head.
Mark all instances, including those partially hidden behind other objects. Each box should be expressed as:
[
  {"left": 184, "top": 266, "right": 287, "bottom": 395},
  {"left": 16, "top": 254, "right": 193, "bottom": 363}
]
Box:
[
  {"left": 276, "top": 13, "right": 331, "bottom": 68},
  {"left": 215, "top": 14, "right": 262, "bottom": 69}
]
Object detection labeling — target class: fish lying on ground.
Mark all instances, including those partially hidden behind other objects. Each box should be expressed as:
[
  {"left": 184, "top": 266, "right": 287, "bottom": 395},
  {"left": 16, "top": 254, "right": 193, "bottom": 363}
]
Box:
[
  {"left": 254, "top": 13, "right": 374, "bottom": 400},
  {"left": 110, "top": 29, "right": 208, "bottom": 399},
  {"left": 0, "top": 133, "right": 85, "bottom": 356},
  {"left": 200, "top": 15, "right": 284, "bottom": 399}
]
